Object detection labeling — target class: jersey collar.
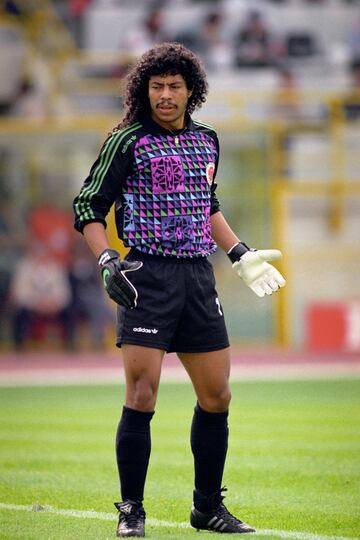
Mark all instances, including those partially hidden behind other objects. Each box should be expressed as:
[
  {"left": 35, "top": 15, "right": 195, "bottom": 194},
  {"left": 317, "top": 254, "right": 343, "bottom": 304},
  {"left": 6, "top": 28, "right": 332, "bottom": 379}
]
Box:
[{"left": 141, "top": 113, "right": 195, "bottom": 135}]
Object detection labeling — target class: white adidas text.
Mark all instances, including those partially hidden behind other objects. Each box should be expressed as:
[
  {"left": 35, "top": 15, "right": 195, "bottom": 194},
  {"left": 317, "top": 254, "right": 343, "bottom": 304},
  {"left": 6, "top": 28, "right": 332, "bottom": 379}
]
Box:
[{"left": 133, "top": 327, "right": 158, "bottom": 334}]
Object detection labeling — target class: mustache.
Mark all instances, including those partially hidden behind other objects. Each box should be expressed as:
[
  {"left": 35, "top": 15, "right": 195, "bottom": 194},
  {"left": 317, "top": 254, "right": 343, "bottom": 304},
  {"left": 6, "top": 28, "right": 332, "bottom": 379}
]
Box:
[{"left": 156, "top": 101, "right": 177, "bottom": 108}]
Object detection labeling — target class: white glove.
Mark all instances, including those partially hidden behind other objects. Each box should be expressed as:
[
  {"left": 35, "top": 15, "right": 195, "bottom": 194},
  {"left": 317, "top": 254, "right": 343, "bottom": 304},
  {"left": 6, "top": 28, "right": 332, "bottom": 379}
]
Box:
[{"left": 233, "top": 249, "right": 286, "bottom": 298}]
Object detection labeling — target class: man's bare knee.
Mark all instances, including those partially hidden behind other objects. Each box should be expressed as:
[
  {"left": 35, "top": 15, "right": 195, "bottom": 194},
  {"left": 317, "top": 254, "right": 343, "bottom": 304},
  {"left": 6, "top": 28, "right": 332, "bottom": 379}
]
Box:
[
  {"left": 199, "top": 388, "right": 232, "bottom": 413},
  {"left": 122, "top": 345, "right": 164, "bottom": 411},
  {"left": 126, "top": 378, "right": 158, "bottom": 411}
]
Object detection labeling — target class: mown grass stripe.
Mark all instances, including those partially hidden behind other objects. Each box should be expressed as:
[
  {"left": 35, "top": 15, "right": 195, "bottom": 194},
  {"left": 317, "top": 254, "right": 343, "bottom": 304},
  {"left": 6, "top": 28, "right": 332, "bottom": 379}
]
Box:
[{"left": 0, "top": 503, "right": 355, "bottom": 540}]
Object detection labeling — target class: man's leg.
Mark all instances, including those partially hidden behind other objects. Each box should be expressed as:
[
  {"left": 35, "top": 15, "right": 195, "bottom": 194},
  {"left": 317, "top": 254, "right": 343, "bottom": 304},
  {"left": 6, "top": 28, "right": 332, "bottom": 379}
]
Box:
[
  {"left": 178, "top": 348, "right": 231, "bottom": 498},
  {"left": 115, "top": 344, "right": 165, "bottom": 537},
  {"left": 178, "top": 348, "right": 255, "bottom": 534},
  {"left": 117, "top": 344, "right": 164, "bottom": 500}
]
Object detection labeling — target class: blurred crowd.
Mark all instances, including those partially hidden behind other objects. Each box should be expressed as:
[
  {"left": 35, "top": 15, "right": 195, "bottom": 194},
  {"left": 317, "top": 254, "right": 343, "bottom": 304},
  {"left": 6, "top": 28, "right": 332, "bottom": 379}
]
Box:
[
  {"left": 50, "top": 0, "right": 360, "bottom": 65},
  {"left": 53, "top": 0, "right": 360, "bottom": 74},
  {"left": 1, "top": 0, "right": 360, "bottom": 120},
  {"left": 0, "top": 200, "right": 115, "bottom": 351}
]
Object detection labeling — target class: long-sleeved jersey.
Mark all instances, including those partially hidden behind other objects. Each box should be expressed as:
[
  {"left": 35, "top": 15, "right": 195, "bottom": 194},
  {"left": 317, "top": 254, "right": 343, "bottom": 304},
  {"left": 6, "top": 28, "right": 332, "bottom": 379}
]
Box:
[{"left": 73, "top": 115, "right": 221, "bottom": 258}]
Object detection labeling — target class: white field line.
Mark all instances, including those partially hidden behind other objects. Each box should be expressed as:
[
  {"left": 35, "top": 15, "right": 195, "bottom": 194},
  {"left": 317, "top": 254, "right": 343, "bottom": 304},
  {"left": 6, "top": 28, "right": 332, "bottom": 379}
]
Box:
[
  {"left": 0, "top": 502, "right": 356, "bottom": 540},
  {"left": 0, "top": 363, "right": 360, "bottom": 386}
]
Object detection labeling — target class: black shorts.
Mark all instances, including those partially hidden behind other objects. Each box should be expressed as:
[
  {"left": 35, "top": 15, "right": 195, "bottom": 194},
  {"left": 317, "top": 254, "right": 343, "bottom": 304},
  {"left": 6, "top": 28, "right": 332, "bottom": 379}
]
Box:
[{"left": 116, "top": 249, "right": 229, "bottom": 353}]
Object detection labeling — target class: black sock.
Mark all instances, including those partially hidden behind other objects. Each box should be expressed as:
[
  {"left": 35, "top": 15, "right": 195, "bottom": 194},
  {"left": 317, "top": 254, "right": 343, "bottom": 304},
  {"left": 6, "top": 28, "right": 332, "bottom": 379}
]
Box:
[
  {"left": 191, "top": 402, "right": 229, "bottom": 501},
  {"left": 116, "top": 405, "right": 154, "bottom": 502}
]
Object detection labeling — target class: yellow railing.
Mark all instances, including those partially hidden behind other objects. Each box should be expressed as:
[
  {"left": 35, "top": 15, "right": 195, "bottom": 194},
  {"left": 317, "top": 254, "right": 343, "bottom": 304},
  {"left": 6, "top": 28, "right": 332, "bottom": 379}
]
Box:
[
  {"left": 0, "top": 90, "right": 359, "bottom": 346},
  {"left": 272, "top": 181, "right": 360, "bottom": 347}
]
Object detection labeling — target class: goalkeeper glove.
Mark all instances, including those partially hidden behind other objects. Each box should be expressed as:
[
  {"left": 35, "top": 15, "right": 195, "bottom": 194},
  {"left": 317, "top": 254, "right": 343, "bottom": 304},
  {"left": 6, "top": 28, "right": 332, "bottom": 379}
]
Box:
[
  {"left": 98, "top": 249, "right": 143, "bottom": 309},
  {"left": 228, "top": 242, "right": 286, "bottom": 298}
]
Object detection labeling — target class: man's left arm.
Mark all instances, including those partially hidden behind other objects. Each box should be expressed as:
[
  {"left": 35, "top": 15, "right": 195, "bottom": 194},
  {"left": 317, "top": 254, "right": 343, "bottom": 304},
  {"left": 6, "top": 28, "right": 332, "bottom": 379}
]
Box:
[{"left": 210, "top": 211, "right": 286, "bottom": 298}]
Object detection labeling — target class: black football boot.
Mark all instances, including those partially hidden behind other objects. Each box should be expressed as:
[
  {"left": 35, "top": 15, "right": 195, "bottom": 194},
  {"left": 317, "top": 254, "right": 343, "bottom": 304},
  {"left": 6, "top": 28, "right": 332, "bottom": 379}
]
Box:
[
  {"left": 190, "top": 487, "right": 255, "bottom": 534},
  {"left": 114, "top": 500, "right": 146, "bottom": 537}
]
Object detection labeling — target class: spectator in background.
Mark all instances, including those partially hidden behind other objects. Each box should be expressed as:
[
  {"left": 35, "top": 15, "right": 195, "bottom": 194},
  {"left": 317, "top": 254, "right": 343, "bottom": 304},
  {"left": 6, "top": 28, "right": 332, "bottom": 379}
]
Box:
[
  {"left": 234, "top": 10, "right": 273, "bottom": 68},
  {"left": 347, "top": 16, "right": 360, "bottom": 67},
  {"left": 271, "top": 63, "right": 327, "bottom": 125},
  {"left": 27, "top": 205, "right": 75, "bottom": 268},
  {"left": 341, "top": 59, "right": 360, "bottom": 120},
  {"left": 10, "top": 238, "right": 73, "bottom": 350},
  {"left": 67, "top": 0, "right": 94, "bottom": 48},
  {"left": 9, "top": 78, "right": 46, "bottom": 119},
  {"left": 270, "top": 66, "right": 304, "bottom": 124},
  {"left": 121, "top": 3, "right": 169, "bottom": 58},
  {"left": 4, "top": 0, "right": 21, "bottom": 16},
  {"left": 69, "top": 239, "right": 114, "bottom": 350},
  {"left": 0, "top": 197, "right": 25, "bottom": 346},
  {"left": 174, "top": 10, "right": 231, "bottom": 71}
]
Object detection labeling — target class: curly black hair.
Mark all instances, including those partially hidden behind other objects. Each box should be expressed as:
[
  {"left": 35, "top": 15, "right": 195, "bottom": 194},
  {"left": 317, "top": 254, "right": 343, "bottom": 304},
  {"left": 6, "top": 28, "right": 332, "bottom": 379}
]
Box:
[{"left": 116, "top": 42, "right": 208, "bottom": 129}]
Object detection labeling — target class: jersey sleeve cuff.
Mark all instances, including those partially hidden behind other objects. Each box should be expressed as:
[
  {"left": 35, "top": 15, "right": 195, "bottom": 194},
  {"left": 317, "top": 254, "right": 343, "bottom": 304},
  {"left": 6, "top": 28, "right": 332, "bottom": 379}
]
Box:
[{"left": 74, "top": 217, "right": 107, "bottom": 234}]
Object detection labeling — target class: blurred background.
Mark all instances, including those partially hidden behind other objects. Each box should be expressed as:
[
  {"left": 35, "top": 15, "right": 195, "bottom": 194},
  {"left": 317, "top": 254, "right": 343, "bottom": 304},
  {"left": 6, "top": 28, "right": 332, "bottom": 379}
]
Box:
[{"left": 0, "top": 0, "right": 359, "bottom": 356}]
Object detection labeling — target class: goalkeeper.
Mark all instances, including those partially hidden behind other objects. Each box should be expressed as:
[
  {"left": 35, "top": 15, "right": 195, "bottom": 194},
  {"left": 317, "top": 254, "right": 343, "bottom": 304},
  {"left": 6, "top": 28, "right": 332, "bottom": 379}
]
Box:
[{"left": 73, "top": 42, "right": 285, "bottom": 538}]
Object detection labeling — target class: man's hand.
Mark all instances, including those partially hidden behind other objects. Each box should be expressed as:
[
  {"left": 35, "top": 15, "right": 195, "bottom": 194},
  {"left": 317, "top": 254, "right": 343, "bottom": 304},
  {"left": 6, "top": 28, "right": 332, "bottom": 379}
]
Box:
[
  {"left": 228, "top": 242, "right": 286, "bottom": 298},
  {"left": 98, "top": 249, "right": 143, "bottom": 308}
]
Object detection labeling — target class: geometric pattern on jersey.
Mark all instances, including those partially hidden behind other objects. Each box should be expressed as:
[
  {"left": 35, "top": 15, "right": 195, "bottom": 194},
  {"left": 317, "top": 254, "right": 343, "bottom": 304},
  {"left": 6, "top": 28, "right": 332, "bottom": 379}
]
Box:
[
  {"left": 123, "top": 130, "right": 218, "bottom": 258},
  {"left": 151, "top": 155, "right": 185, "bottom": 193},
  {"left": 162, "top": 215, "right": 193, "bottom": 250},
  {"left": 123, "top": 193, "right": 135, "bottom": 231}
]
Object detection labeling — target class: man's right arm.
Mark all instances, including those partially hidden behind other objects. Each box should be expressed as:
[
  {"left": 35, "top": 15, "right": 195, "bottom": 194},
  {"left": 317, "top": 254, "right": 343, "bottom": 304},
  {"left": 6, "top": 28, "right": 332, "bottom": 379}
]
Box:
[
  {"left": 74, "top": 128, "right": 143, "bottom": 308},
  {"left": 73, "top": 127, "right": 135, "bottom": 235},
  {"left": 83, "top": 222, "right": 111, "bottom": 259}
]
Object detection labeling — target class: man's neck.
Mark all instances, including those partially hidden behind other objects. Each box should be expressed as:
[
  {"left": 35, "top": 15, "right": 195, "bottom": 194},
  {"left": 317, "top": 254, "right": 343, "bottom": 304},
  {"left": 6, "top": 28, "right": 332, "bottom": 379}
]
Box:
[{"left": 150, "top": 113, "right": 187, "bottom": 131}]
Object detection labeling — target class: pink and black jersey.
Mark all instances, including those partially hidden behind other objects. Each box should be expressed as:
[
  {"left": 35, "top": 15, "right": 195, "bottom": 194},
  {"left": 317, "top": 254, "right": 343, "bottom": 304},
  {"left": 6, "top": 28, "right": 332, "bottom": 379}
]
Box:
[{"left": 73, "top": 116, "right": 221, "bottom": 258}]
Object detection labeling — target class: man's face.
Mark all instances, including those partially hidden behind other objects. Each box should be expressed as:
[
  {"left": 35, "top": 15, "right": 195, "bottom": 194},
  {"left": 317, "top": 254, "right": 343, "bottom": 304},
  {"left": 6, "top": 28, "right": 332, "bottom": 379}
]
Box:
[{"left": 148, "top": 73, "right": 192, "bottom": 130}]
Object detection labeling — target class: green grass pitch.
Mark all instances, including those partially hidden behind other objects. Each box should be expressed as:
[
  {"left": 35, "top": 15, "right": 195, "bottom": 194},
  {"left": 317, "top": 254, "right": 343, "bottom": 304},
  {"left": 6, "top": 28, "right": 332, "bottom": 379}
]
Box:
[{"left": 0, "top": 378, "right": 359, "bottom": 539}]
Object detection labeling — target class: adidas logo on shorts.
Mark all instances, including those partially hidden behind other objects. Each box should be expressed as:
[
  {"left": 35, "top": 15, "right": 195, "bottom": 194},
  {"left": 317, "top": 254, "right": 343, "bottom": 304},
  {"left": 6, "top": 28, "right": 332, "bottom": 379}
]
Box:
[{"left": 133, "top": 327, "right": 158, "bottom": 334}]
